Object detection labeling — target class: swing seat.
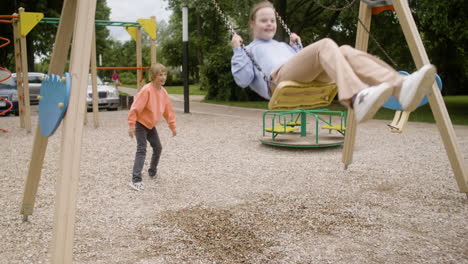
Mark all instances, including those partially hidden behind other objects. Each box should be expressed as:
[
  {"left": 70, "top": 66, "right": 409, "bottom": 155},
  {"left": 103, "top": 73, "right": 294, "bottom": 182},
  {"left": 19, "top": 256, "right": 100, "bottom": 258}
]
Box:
[
  {"left": 322, "top": 124, "right": 346, "bottom": 131},
  {"left": 268, "top": 80, "right": 338, "bottom": 110},
  {"left": 265, "top": 126, "right": 297, "bottom": 133},
  {"left": 279, "top": 121, "right": 305, "bottom": 126}
]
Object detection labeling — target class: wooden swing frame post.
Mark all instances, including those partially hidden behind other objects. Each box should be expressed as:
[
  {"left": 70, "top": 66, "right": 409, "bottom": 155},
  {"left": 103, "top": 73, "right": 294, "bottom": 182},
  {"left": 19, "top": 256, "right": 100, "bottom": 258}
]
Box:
[
  {"left": 19, "top": 0, "right": 97, "bottom": 262},
  {"left": 12, "top": 8, "right": 32, "bottom": 132},
  {"left": 343, "top": 0, "right": 467, "bottom": 194},
  {"left": 51, "top": 0, "right": 97, "bottom": 262},
  {"left": 11, "top": 15, "right": 25, "bottom": 127},
  {"left": 90, "top": 27, "right": 100, "bottom": 128},
  {"left": 20, "top": 2, "right": 162, "bottom": 262},
  {"left": 19, "top": 0, "right": 77, "bottom": 220},
  {"left": 136, "top": 27, "right": 143, "bottom": 90},
  {"left": 342, "top": 0, "right": 371, "bottom": 170}
]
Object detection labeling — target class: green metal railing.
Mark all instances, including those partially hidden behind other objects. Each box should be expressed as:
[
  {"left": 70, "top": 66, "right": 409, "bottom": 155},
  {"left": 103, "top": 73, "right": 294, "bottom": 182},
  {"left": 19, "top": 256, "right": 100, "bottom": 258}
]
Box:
[{"left": 262, "top": 109, "right": 347, "bottom": 147}]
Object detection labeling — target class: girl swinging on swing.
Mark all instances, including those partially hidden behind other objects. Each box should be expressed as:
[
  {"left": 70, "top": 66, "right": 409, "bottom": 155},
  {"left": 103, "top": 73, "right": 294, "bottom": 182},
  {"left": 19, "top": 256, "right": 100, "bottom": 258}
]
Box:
[{"left": 231, "top": 1, "right": 436, "bottom": 123}]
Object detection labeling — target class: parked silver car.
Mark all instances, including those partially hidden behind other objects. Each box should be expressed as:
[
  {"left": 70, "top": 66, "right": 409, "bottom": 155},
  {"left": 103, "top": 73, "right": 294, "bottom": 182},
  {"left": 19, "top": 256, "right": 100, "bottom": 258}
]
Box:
[
  {"left": 87, "top": 75, "right": 120, "bottom": 111},
  {"left": 12, "top": 72, "right": 45, "bottom": 105}
]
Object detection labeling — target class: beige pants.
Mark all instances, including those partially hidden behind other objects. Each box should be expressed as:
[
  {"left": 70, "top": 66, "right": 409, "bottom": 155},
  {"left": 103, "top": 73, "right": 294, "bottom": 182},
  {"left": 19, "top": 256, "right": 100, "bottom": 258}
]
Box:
[{"left": 270, "top": 38, "right": 404, "bottom": 107}]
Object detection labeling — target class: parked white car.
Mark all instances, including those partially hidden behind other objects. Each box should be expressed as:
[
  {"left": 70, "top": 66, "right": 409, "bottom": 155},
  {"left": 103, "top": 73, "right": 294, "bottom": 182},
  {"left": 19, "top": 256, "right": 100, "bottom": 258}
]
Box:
[
  {"left": 12, "top": 72, "right": 45, "bottom": 105},
  {"left": 87, "top": 75, "right": 120, "bottom": 111}
]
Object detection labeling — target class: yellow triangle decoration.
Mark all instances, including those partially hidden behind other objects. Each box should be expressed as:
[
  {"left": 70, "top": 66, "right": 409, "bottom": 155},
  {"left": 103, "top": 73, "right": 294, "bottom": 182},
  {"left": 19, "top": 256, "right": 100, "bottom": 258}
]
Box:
[
  {"left": 137, "top": 18, "right": 157, "bottom": 40},
  {"left": 20, "top": 12, "right": 44, "bottom": 37},
  {"left": 125, "top": 26, "right": 138, "bottom": 41}
]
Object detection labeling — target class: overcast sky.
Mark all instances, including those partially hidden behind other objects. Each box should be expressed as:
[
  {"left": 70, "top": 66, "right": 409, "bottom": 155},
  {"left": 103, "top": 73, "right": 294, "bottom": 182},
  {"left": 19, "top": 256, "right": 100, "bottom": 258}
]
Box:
[{"left": 106, "top": 0, "right": 172, "bottom": 42}]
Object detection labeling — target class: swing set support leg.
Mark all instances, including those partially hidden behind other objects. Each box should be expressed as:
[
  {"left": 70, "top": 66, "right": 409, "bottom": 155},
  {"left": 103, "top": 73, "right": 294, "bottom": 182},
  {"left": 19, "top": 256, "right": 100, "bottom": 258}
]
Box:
[
  {"left": 343, "top": 0, "right": 468, "bottom": 195},
  {"left": 342, "top": 1, "right": 369, "bottom": 170}
]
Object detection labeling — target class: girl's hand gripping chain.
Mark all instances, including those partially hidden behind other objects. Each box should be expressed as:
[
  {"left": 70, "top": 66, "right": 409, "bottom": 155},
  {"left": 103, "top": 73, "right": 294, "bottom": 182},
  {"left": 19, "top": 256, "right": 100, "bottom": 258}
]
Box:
[
  {"left": 289, "top": 33, "right": 301, "bottom": 47},
  {"left": 231, "top": 34, "right": 243, "bottom": 48}
]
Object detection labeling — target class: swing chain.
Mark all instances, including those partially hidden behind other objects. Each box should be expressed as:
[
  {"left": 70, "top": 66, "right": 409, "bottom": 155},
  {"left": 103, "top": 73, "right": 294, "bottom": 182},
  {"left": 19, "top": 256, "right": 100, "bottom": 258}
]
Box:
[
  {"left": 356, "top": 17, "right": 399, "bottom": 68},
  {"left": 275, "top": 11, "right": 291, "bottom": 37},
  {"left": 314, "top": 0, "right": 399, "bottom": 68},
  {"left": 210, "top": 0, "right": 236, "bottom": 36},
  {"left": 275, "top": 11, "right": 303, "bottom": 47},
  {"left": 209, "top": 0, "right": 274, "bottom": 88}
]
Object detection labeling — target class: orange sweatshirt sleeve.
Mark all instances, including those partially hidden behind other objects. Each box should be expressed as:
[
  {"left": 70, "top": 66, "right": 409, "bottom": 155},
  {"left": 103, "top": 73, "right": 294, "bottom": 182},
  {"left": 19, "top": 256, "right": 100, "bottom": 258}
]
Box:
[
  {"left": 162, "top": 89, "right": 176, "bottom": 132},
  {"left": 127, "top": 87, "right": 149, "bottom": 129}
]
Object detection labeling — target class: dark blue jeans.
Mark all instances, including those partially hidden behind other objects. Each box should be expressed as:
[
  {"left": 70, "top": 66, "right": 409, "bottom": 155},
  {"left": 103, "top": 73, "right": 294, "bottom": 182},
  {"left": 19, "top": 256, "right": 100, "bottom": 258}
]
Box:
[{"left": 132, "top": 122, "right": 162, "bottom": 183}]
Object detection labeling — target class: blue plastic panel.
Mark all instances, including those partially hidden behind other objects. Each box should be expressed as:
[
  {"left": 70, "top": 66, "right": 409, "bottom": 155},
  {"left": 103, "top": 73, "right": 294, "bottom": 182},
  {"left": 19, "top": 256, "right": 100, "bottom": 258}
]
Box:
[
  {"left": 38, "top": 73, "right": 71, "bottom": 137},
  {"left": 382, "top": 71, "right": 442, "bottom": 110}
]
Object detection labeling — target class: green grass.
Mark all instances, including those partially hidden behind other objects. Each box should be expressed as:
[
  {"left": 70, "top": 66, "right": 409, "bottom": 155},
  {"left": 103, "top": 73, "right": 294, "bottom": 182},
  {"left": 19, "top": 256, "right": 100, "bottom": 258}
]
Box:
[
  {"left": 121, "top": 82, "right": 467, "bottom": 125},
  {"left": 202, "top": 96, "right": 468, "bottom": 126},
  {"left": 165, "top": 84, "right": 206, "bottom": 95},
  {"left": 121, "top": 83, "right": 206, "bottom": 95}
]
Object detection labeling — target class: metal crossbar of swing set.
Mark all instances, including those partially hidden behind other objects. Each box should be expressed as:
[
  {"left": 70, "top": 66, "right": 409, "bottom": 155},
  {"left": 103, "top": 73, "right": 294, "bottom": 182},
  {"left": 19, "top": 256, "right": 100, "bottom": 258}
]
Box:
[
  {"left": 0, "top": 14, "right": 19, "bottom": 24},
  {"left": 39, "top": 17, "right": 141, "bottom": 27}
]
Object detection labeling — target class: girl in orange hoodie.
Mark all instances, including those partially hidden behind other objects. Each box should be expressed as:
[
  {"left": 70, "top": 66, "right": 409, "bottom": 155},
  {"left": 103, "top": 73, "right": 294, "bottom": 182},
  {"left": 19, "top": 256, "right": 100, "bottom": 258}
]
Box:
[{"left": 127, "top": 64, "right": 176, "bottom": 191}]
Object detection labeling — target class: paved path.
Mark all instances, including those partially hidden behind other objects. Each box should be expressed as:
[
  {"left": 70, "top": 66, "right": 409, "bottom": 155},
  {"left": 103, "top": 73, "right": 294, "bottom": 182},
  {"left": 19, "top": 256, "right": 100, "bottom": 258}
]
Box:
[{"left": 118, "top": 86, "right": 266, "bottom": 120}]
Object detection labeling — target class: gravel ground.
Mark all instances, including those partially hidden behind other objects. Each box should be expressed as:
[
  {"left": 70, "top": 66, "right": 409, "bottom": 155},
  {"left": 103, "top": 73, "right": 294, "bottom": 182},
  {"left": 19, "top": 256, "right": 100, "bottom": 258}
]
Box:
[{"left": 1, "top": 100, "right": 467, "bottom": 264}]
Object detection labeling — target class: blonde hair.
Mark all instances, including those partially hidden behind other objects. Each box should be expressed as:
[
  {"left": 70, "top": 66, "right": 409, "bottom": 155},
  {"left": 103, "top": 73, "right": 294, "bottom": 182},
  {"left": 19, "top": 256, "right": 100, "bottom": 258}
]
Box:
[
  {"left": 249, "top": 1, "right": 275, "bottom": 24},
  {"left": 150, "top": 63, "right": 167, "bottom": 81},
  {"left": 248, "top": 1, "right": 275, "bottom": 36}
]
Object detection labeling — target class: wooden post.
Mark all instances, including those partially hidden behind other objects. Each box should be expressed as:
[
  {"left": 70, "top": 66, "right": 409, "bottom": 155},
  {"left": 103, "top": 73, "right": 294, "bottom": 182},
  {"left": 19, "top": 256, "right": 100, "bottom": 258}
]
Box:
[
  {"left": 18, "top": 8, "right": 32, "bottom": 133},
  {"left": 391, "top": 0, "right": 467, "bottom": 193},
  {"left": 342, "top": 1, "right": 372, "bottom": 169},
  {"left": 150, "top": 16, "right": 157, "bottom": 66},
  {"left": 12, "top": 14, "right": 25, "bottom": 129},
  {"left": 344, "top": 0, "right": 468, "bottom": 194},
  {"left": 20, "top": 0, "right": 76, "bottom": 220},
  {"left": 136, "top": 27, "right": 143, "bottom": 90},
  {"left": 90, "top": 27, "right": 99, "bottom": 128},
  {"left": 50, "top": 0, "right": 97, "bottom": 262}
]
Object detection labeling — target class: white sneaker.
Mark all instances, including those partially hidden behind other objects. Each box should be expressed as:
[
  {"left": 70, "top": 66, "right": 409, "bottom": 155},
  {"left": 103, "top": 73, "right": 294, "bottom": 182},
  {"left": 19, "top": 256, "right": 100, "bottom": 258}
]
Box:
[
  {"left": 129, "top": 181, "right": 144, "bottom": 191},
  {"left": 399, "top": 64, "right": 436, "bottom": 112},
  {"left": 353, "top": 83, "right": 393, "bottom": 123}
]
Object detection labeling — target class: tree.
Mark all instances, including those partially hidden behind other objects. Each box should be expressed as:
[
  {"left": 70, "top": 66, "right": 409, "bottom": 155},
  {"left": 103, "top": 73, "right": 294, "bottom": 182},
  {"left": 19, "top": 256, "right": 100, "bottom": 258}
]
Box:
[
  {"left": 0, "top": 0, "right": 111, "bottom": 73},
  {"left": 0, "top": 0, "right": 62, "bottom": 72},
  {"left": 410, "top": 0, "right": 468, "bottom": 95},
  {"left": 161, "top": 0, "right": 467, "bottom": 98}
]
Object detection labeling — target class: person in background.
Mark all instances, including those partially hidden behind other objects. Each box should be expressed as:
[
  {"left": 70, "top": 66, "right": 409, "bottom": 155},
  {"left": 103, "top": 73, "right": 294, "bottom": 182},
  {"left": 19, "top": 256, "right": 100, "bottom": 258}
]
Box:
[{"left": 112, "top": 70, "right": 120, "bottom": 88}]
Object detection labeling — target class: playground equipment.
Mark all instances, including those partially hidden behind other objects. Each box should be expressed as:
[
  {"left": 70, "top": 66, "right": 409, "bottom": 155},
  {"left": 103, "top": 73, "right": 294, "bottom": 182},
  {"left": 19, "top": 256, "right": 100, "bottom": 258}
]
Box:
[
  {"left": 261, "top": 108, "right": 346, "bottom": 147},
  {"left": 13, "top": 1, "right": 467, "bottom": 263},
  {"left": 262, "top": 81, "right": 346, "bottom": 147},
  {"left": 208, "top": 0, "right": 467, "bottom": 193},
  {"left": 1, "top": 12, "right": 156, "bottom": 129},
  {"left": 0, "top": 10, "right": 43, "bottom": 133},
  {"left": 0, "top": 26, "right": 14, "bottom": 133},
  {"left": 211, "top": 0, "right": 439, "bottom": 147},
  {"left": 384, "top": 71, "right": 443, "bottom": 132},
  {"left": 38, "top": 73, "right": 71, "bottom": 137},
  {"left": 15, "top": 1, "right": 163, "bottom": 262},
  {"left": 0, "top": 70, "right": 15, "bottom": 132},
  {"left": 342, "top": 0, "right": 467, "bottom": 198},
  {"left": 210, "top": 0, "right": 347, "bottom": 147},
  {"left": 39, "top": 16, "right": 157, "bottom": 128}
]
